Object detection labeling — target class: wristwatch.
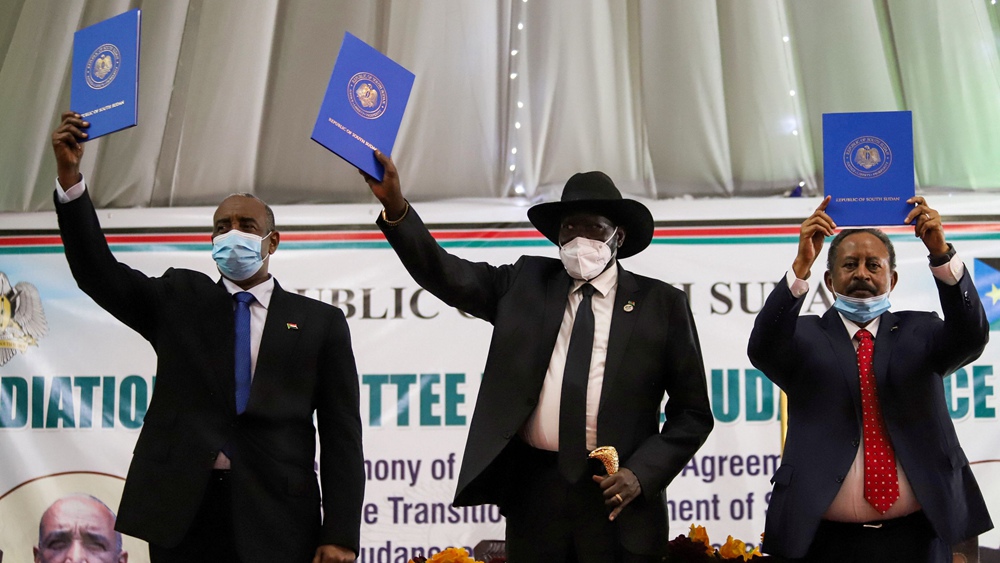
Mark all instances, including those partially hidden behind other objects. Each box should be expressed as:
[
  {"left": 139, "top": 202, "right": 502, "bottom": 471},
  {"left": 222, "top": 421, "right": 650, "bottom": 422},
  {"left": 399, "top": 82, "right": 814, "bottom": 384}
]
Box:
[{"left": 928, "top": 243, "right": 956, "bottom": 267}]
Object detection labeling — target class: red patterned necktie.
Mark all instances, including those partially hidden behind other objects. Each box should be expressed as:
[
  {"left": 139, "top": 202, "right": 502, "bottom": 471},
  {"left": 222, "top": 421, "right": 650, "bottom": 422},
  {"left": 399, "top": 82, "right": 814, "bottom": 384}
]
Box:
[{"left": 856, "top": 328, "right": 899, "bottom": 513}]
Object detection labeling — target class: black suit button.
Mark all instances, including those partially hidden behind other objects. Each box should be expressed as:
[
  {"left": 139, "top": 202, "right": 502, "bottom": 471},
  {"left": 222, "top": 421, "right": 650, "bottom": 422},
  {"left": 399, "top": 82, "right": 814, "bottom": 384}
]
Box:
[
  {"left": 835, "top": 475, "right": 844, "bottom": 483},
  {"left": 503, "top": 432, "right": 513, "bottom": 440},
  {"left": 210, "top": 451, "right": 218, "bottom": 460},
  {"left": 852, "top": 439, "right": 860, "bottom": 447}
]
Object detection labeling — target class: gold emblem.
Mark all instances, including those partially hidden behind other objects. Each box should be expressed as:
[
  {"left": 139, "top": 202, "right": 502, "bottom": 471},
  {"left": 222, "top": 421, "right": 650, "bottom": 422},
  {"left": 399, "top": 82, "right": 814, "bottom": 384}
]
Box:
[
  {"left": 355, "top": 83, "right": 379, "bottom": 108},
  {"left": 623, "top": 301, "right": 635, "bottom": 313},
  {"left": 843, "top": 135, "right": 892, "bottom": 179},
  {"left": 348, "top": 72, "right": 388, "bottom": 119},
  {"left": 85, "top": 43, "right": 121, "bottom": 90},
  {"left": 0, "top": 272, "right": 48, "bottom": 366},
  {"left": 94, "top": 54, "right": 113, "bottom": 79},
  {"left": 854, "top": 145, "right": 881, "bottom": 170}
]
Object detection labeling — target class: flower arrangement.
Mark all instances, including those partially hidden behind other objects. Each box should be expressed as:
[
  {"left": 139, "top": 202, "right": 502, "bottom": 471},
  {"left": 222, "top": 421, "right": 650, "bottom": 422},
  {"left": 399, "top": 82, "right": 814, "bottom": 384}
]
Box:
[
  {"left": 408, "top": 547, "right": 505, "bottom": 563},
  {"left": 666, "top": 525, "right": 771, "bottom": 562},
  {"left": 406, "top": 526, "right": 766, "bottom": 563}
]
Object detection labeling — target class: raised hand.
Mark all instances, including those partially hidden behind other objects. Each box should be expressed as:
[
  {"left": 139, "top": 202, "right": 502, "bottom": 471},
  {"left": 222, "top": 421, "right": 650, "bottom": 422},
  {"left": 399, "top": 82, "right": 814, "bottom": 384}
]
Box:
[
  {"left": 792, "top": 196, "right": 836, "bottom": 280},
  {"left": 360, "top": 150, "right": 407, "bottom": 221},
  {"left": 51, "top": 112, "right": 89, "bottom": 189},
  {"left": 904, "top": 196, "right": 948, "bottom": 256}
]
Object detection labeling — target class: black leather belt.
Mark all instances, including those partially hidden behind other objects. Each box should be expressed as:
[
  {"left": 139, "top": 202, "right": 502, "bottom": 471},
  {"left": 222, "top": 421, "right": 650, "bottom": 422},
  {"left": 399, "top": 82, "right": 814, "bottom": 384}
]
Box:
[{"left": 822, "top": 510, "right": 925, "bottom": 531}]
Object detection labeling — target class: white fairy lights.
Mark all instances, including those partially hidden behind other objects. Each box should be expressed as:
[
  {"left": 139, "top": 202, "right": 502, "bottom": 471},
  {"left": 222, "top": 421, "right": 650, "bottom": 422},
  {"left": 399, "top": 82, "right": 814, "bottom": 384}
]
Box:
[{"left": 506, "top": 0, "right": 532, "bottom": 197}]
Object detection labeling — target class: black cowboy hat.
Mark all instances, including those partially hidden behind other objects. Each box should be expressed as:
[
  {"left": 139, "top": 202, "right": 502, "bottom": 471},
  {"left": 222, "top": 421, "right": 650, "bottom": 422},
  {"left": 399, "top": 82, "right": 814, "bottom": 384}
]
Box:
[{"left": 527, "top": 171, "right": 654, "bottom": 259}]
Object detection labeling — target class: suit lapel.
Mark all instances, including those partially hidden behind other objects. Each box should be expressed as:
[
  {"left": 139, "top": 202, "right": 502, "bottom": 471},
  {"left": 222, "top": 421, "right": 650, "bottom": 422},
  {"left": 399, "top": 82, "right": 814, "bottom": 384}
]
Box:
[
  {"left": 200, "top": 280, "right": 237, "bottom": 414},
  {"left": 819, "top": 309, "right": 863, "bottom": 427},
  {"left": 535, "top": 271, "right": 573, "bottom": 386},
  {"left": 248, "top": 280, "right": 302, "bottom": 412},
  {"left": 598, "top": 265, "right": 640, "bottom": 414},
  {"left": 872, "top": 311, "right": 898, "bottom": 392}
]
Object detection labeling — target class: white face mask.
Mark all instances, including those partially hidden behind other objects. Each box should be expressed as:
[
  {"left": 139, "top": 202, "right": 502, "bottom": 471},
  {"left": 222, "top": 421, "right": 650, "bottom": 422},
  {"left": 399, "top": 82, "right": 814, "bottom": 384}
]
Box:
[{"left": 559, "top": 228, "right": 618, "bottom": 281}]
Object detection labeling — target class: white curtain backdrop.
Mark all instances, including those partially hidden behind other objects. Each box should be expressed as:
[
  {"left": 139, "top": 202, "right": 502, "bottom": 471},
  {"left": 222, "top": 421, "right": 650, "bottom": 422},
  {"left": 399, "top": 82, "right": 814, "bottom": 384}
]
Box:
[{"left": 1, "top": 0, "right": 999, "bottom": 212}]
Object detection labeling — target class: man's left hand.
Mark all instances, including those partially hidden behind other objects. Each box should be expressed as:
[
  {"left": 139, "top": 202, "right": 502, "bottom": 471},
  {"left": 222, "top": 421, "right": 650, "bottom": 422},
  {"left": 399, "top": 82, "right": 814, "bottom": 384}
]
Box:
[
  {"left": 593, "top": 467, "right": 641, "bottom": 521},
  {"left": 905, "top": 196, "right": 948, "bottom": 255},
  {"left": 313, "top": 544, "right": 355, "bottom": 563}
]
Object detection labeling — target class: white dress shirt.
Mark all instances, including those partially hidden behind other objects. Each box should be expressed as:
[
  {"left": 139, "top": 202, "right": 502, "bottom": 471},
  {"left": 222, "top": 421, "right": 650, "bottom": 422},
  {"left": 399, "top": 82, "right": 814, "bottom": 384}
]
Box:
[{"left": 521, "top": 263, "right": 618, "bottom": 452}]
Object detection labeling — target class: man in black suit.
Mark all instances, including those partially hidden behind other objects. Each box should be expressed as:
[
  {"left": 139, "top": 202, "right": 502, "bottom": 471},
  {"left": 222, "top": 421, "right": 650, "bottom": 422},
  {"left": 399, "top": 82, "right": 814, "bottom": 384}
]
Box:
[
  {"left": 362, "top": 151, "right": 713, "bottom": 562},
  {"left": 51, "top": 112, "right": 365, "bottom": 563},
  {"left": 748, "top": 196, "right": 992, "bottom": 562}
]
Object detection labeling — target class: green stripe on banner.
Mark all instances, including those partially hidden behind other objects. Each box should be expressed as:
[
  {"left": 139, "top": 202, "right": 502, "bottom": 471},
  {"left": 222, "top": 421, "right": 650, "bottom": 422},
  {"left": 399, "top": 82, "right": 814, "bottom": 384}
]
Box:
[
  {"left": 0, "top": 246, "right": 66, "bottom": 255},
  {"left": 935, "top": 233, "right": 1000, "bottom": 241}
]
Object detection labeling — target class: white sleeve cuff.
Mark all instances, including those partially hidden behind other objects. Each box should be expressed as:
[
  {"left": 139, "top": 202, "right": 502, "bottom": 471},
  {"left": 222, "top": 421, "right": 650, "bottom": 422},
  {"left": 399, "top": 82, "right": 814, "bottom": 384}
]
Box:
[
  {"left": 785, "top": 268, "right": 810, "bottom": 298},
  {"left": 929, "top": 253, "right": 964, "bottom": 286},
  {"left": 55, "top": 174, "right": 87, "bottom": 204}
]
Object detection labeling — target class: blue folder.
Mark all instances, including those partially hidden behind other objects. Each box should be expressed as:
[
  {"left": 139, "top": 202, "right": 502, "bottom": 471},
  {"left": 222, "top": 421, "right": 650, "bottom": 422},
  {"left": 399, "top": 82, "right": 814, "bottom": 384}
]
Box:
[
  {"left": 312, "top": 32, "right": 415, "bottom": 181},
  {"left": 822, "top": 111, "right": 914, "bottom": 227},
  {"left": 71, "top": 9, "right": 141, "bottom": 140}
]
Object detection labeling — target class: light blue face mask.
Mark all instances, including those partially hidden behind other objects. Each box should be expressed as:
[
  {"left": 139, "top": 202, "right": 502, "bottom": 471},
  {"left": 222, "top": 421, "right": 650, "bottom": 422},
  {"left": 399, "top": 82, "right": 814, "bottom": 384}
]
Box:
[
  {"left": 212, "top": 230, "right": 271, "bottom": 281},
  {"left": 832, "top": 291, "right": 891, "bottom": 324}
]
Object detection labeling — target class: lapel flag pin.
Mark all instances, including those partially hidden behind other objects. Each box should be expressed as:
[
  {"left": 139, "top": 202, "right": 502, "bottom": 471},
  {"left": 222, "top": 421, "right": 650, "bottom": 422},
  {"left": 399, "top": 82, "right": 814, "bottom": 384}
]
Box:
[
  {"left": 287, "top": 323, "right": 299, "bottom": 330},
  {"left": 623, "top": 301, "right": 636, "bottom": 313}
]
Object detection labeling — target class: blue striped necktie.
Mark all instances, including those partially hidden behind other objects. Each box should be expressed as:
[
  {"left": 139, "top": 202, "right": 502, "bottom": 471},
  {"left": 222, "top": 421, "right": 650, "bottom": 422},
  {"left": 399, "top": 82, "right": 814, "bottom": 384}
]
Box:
[{"left": 234, "top": 292, "right": 255, "bottom": 415}]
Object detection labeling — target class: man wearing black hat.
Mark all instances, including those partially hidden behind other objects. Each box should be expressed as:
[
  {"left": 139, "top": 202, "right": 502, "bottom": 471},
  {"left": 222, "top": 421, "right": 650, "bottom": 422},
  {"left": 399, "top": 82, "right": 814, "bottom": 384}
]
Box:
[{"left": 363, "top": 151, "right": 713, "bottom": 561}]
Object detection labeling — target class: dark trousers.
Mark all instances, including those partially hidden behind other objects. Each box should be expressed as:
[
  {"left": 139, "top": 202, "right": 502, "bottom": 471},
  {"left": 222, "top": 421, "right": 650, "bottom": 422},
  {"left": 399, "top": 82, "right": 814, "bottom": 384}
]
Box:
[
  {"left": 502, "top": 440, "right": 661, "bottom": 563},
  {"left": 148, "top": 470, "right": 242, "bottom": 563},
  {"left": 792, "top": 511, "right": 948, "bottom": 563}
]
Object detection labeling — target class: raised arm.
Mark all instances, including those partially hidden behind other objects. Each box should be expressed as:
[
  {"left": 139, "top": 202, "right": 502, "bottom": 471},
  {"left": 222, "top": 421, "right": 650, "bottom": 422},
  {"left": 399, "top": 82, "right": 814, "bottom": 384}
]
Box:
[
  {"left": 360, "top": 151, "right": 518, "bottom": 323},
  {"left": 905, "top": 197, "right": 989, "bottom": 371},
  {"left": 748, "top": 197, "right": 835, "bottom": 384},
  {"left": 51, "top": 112, "right": 160, "bottom": 341},
  {"left": 792, "top": 195, "right": 836, "bottom": 280}
]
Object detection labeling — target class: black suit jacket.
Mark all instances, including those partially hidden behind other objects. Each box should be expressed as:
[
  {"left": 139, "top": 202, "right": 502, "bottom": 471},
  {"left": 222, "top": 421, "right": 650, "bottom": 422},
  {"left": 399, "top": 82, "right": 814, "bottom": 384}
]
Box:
[
  {"left": 56, "top": 190, "right": 365, "bottom": 562},
  {"left": 748, "top": 272, "right": 992, "bottom": 558},
  {"left": 379, "top": 208, "right": 713, "bottom": 555}
]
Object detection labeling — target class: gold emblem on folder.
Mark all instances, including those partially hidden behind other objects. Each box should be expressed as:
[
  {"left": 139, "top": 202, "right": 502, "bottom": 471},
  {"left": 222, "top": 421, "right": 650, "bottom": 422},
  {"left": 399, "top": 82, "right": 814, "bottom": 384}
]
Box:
[
  {"left": 843, "top": 135, "right": 892, "bottom": 179},
  {"left": 86, "top": 43, "right": 121, "bottom": 90},
  {"left": 348, "top": 72, "right": 388, "bottom": 119}
]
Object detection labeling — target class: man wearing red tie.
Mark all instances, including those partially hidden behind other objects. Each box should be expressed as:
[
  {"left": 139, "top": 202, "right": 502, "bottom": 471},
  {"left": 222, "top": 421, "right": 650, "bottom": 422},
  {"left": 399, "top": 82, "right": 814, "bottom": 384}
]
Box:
[{"left": 748, "top": 196, "right": 992, "bottom": 562}]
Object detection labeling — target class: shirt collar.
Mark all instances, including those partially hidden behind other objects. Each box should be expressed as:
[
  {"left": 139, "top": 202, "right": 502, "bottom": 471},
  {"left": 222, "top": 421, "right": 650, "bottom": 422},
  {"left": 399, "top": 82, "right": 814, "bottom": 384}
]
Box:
[
  {"left": 571, "top": 261, "right": 618, "bottom": 298},
  {"left": 838, "top": 313, "right": 881, "bottom": 341},
  {"left": 222, "top": 275, "right": 275, "bottom": 310}
]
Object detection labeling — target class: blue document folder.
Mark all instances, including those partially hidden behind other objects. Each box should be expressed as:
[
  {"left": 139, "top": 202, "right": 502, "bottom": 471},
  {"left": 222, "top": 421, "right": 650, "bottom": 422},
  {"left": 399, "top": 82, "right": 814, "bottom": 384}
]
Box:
[
  {"left": 822, "top": 111, "right": 914, "bottom": 226},
  {"left": 71, "top": 9, "right": 141, "bottom": 140},
  {"left": 312, "top": 32, "right": 415, "bottom": 181}
]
